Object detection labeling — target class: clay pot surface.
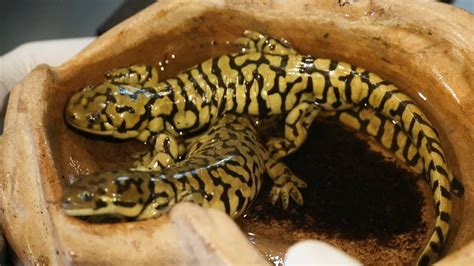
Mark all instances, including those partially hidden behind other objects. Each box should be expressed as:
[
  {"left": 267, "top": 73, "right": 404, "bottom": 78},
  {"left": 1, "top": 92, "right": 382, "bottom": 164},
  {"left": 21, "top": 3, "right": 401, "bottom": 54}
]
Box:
[{"left": 0, "top": 0, "right": 473, "bottom": 264}]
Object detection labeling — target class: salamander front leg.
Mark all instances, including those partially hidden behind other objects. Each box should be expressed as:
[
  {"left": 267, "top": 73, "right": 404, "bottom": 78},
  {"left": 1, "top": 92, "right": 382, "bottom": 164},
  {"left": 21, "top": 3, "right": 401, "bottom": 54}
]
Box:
[
  {"left": 234, "top": 30, "right": 297, "bottom": 55},
  {"left": 105, "top": 64, "right": 160, "bottom": 87},
  {"left": 132, "top": 133, "right": 185, "bottom": 171},
  {"left": 266, "top": 158, "right": 307, "bottom": 209}
]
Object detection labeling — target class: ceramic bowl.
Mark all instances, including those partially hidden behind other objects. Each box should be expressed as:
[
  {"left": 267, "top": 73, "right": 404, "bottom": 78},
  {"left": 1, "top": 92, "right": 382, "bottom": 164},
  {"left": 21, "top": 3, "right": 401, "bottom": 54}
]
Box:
[{"left": 0, "top": 0, "right": 473, "bottom": 264}]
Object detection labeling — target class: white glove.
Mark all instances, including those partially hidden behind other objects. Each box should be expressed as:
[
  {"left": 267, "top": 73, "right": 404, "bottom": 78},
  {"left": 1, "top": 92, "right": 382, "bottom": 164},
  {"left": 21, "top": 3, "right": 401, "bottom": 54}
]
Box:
[
  {"left": 285, "top": 240, "right": 362, "bottom": 265},
  {"left": 0, "top": 37, "right": 94, "bottom": 132}
]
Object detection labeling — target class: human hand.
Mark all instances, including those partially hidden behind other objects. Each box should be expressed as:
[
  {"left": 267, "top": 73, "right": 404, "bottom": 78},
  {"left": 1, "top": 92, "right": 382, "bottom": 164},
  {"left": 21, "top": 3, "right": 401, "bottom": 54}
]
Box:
[
  {"left": 285, "top": 240, "right": 361, "bottom": 265},
  {"left": 0, "top": 37, "right": 94, "bottom": 132}
]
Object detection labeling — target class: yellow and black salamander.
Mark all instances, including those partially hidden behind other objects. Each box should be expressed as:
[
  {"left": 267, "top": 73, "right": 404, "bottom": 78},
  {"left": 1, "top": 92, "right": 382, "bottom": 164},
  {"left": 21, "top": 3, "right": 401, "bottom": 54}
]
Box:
[{"left": 62, "top": 114, "right": 305, "bottom": 219}]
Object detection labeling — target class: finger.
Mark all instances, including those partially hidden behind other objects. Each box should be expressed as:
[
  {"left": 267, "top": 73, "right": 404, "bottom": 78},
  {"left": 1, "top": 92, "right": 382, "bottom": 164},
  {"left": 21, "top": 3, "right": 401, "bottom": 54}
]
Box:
[
  {"left": 233, "top": 37, "right": 254, "bottom": 49},
  {"left": 281, "top": 192, "right": 289, "bottom": 209},
  {"left": 290, "top": 188, "right": 304, "bottom": 206},
  {"left": 243, "top": 30, "right": 263, "bottom": 41},
  {"left": 270, "top": 188, "right": 280, "bottom": 205},
  {"left": 292, "top": 176, "right": 307, "bottom": 188}
]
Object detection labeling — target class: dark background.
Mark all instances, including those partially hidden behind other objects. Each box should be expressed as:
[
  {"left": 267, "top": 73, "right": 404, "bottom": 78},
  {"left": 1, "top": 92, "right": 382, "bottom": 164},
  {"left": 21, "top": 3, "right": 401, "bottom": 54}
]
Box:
[
  {"left": 0, "top": 0, "right": 473, "bottom": 55},
  {"left": 0, "top": 0, "right": 154, "bottom": 54}
]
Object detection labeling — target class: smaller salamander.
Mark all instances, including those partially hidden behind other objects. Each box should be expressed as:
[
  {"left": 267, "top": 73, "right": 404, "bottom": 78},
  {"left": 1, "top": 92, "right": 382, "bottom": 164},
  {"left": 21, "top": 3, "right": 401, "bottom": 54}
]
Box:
[{"left": 61, "top": 114, "right": 305, "bottom": 219}]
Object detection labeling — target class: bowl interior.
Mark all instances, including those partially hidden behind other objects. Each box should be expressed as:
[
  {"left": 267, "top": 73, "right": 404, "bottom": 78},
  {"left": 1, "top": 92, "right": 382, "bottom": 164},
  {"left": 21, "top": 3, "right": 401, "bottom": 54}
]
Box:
[{"left": 39, "top": 2, "right": 471, "bottom": 264}]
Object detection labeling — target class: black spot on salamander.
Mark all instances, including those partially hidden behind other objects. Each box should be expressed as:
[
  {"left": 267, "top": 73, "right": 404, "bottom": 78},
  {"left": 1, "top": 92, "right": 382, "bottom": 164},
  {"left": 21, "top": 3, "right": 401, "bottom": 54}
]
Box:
[
  {"left": 113, "top": 201, "right": 137, "bottom": 208},
  {"left": 440, "top": 211, "right": 450, "bottom": 223},
  {"left": 435, "top": 226, "right": 445, "bottom": 248},
  {"left": 130, "top": 97, "right": 155, "bottom": 131},
  {"left": 436, "top": 165, "right": 449, "bottom": 179},
  {"left": 162, "top": 136, "right": 171, "bottom": 154},
  {"left": 117, "top": 121, "right": 127, "bottom": 133},
  {"left": 154, "top": 191, "right": 170, "bottom": 199},
  {"left": 94, "top": 199, "right": 107, "bottom": 210},
  {"left": 430, "top": 241, "right": 440, "bottom": 254},
  {"left": 87, "top": 112, "right": 100, "bottom": 124},
  {"left": 105, "top": 87, "right": 117, "bottom": 103},
  {"left": 99, "top": 122, "right": 106, "bottom": 131},
  {"left": 432, "top": 180, "right": 439, "bottom": 193},
  {"left": 145, "top": 65, "right": 153, "bottom": 82},
  {"left": 155, "top": 203, "right": 171, "bottom": 211},
  {"left": 103, "top": 111, "right": 115, "bottom": 128},
  {"left": 331, "top": 87, "right": 343, "bottom": 109},
  {"left": 235, "top": 189, "right": 246, "bottom": 212},
  {"left": 116, "top": 105, "right": 136, "bottom": 113},
  {"left": 329, "top": 60, "right": 339, "bottom": 71},
  {"left": 299, "top": 56, "right": 316, "bottom": 74},
  {"left": 435, "top": 201, "right": 440, "bottom": 216},
  {"left": 419, "top": 255, "right": 430, "bottom": 266},
  {"left": 440, "top": 186, "right": 452, "bottom": 200},
  {"left": 115, "top": 177, "right": 144, "bottom": 194},
  {"left": 211, "top": 57, "right": 227, "bottom": 89}
]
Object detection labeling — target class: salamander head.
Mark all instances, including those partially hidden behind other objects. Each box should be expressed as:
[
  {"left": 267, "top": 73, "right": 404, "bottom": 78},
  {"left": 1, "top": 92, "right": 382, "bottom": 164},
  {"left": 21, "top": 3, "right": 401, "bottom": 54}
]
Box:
[
  {"left": 241, "top": 30, "right": 297, "bottom": 55},
  {"left": 65, "top": 82, "right": 155, "bottom": 139},
  {"left": 106, "top": 65, "right": 159, "bottom": 87},
  {"left": 61, "top": 171, "right": 150, "bottom": 218},
  {"left": 261, "top": 37, "right": 297, "bottom": 55}
]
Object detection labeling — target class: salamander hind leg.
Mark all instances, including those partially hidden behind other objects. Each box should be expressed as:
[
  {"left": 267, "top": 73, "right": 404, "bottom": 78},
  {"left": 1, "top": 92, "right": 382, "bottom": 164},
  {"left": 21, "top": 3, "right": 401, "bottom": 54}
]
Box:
[
  {"left": 263, "top": 101, "right": 318, "bottom": 209},
  {"left": 266, "top": 101, "right": 320, "bottom": 160},
  {"left": 234, "top": 30, "right": 297, "bottom": 55},
  {"left": 266, "top": 158, "right": 307, "bottom": 209}
]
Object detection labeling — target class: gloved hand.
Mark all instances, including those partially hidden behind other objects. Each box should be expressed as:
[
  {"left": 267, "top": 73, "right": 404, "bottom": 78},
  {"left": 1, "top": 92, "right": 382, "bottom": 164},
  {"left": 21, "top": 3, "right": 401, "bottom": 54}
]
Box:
[
  {"left": 0, "top": 37, "right": 94, "bottom": 133},
  {"left": 285, "top": 240, "right": 361, "bottom": 265}
]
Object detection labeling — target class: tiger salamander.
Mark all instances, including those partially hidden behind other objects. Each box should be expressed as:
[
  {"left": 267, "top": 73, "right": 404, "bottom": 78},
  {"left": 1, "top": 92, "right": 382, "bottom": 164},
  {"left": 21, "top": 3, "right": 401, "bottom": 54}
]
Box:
[{"left": 62, "top": 114, "right": 304, "bottom": 219}]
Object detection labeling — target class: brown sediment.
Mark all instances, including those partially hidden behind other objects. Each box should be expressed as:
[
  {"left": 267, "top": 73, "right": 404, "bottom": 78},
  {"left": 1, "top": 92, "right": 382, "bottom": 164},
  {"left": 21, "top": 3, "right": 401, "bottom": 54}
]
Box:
[{"left": 239, "top": 117, "right": 434, "bottom": 265}]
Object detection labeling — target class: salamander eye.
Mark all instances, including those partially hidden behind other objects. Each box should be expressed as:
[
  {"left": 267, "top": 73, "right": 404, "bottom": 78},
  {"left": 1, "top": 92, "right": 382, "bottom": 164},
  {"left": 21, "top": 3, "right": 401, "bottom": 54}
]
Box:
[
  {"left": 79, "top": 191, "right": 94, "bottom": 202},
  {"left": 87, "top": 112, "right": 100, "bottom": 124}
]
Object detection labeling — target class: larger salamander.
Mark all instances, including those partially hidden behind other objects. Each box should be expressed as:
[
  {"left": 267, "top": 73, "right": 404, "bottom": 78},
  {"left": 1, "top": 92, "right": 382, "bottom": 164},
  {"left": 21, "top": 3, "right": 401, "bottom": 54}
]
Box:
[{"left": 64, "top": 31, "right": 462, "bottom": 265}]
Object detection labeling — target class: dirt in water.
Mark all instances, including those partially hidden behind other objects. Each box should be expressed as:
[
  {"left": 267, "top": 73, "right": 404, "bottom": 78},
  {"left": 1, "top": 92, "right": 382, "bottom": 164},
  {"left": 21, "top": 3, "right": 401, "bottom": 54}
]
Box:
[{"left": 239, "top": 117, "right": 434, "bottom": 265}]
